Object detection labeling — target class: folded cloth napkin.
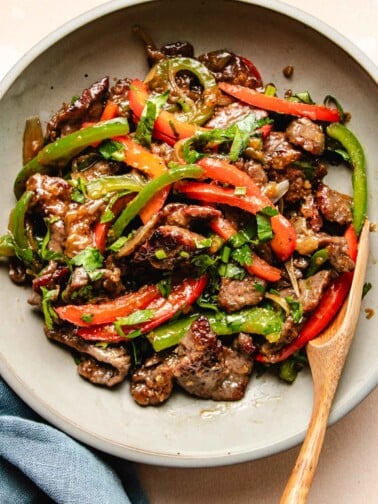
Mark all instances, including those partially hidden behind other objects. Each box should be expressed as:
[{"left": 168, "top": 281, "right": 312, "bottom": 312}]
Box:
[{"left": 0, "top": 377, "right": 148, "bottom": 504}]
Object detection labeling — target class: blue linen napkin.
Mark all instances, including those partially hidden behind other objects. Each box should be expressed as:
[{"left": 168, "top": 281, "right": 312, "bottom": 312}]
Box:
[{"left": 0, "top": 377, "right": 148, "bottom": 504}]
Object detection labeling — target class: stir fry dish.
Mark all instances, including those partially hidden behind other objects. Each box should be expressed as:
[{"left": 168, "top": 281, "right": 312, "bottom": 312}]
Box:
[{"left": 0, "top": 34, "right": 367, "bottom": 406}]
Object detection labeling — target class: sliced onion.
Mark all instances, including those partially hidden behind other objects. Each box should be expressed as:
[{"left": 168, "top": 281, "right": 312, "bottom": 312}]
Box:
[{"left": 263, "top": 179, "right": 289, "bottom": 203}]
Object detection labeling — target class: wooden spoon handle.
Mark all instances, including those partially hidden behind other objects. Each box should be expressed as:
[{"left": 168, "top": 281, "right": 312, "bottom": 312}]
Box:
[{"left": 280, "top": 386, "right": 335, "bottom": 504}]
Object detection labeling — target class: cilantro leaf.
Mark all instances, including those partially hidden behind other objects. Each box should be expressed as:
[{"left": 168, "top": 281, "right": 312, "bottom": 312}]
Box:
[
  {"left": 70, "top": 247, "right": 104, "bottom": 271},
  {"left": 98, "top": 140, "right": 125, "bottom": 161},
  {"left": 134, "top": 90, "right": 169, "bottom": 147}
]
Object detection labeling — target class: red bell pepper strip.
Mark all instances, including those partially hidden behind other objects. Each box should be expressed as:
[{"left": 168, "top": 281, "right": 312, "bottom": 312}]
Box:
[
  {"left": 100, "top": 100, "right": 119, "bottom": 121},
  {"left": 196, "top": 157, "right": 296, "bottom": 261},
  {"left": 270, "top": 214, "right": 297, "bottom": 262},
  {"left": 55, "top": 284, "right": 160, "bottom": 327},
  {"left": 196, "top": 157, "right": 266, "bottom": 199},
  {"left": 239, "top": 56, "right": 263, "bottom": 87},
  {"left": 344, "top": 224, "right": 358, "bottom": 262},
  {"left": 218, "top": 82, "right": 341, "bottom": 122},
  {"left": 176, "top": 180, "right": 296, "bottom": 260},
  {"left": 128, "top": 79, "right": 207, "bottom": 145},
  {"left": 176, "top": 180, "right": 267, "bottom": 213},
  {"left": 209, "top": 216, "right": 281, "bottom": 282},
  {"left": 114, "top": 135, "right": 170, "bottom": 223},
  {"left": 93, "top": 194, "right": 134, "bottom": 253},
  {"left": 77, "top": 275, "right": 208, "bottom": 342},
  {"left": 255, "top": 271, "right": 353, "bottom": 363},
  {"left": 93, "top": 222, "right": 108, "bottom": 254}
]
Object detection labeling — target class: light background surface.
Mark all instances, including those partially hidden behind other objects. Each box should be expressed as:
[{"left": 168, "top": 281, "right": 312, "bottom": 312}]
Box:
[{"left": 0, "top": 1, "right": 377, "bottom": 502}]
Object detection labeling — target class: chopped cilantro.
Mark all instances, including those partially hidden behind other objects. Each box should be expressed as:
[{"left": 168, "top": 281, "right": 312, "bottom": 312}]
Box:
[
  {"left": 81, "top": 313, "right": 94, "bottom": 323},
  {"left": 70, "top": 247, "right": 104, "bottom": 271},
  {"left": 256, "top": 212, "right": 273, "bottom": 242},
  {"left": 98, "top": 139, "right": 125, "bottom": 162},
  {"left": 108, "top": 236, "right": 128, "bottom": 253},
  {"left": 134, "top": 90, "right": 169, "bottom": 147},
  {"left": 155, "top": 249, "right": 168, "bottom": 260},
  {"left": 231, "top": 244, "right": 253, "bottom": 266},
  {"left": 116, "top": 309, "right": 156, "bottom": 326}
]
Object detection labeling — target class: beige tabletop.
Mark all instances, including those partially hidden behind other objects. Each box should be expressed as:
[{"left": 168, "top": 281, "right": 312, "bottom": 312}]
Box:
[{"left": 1, "top": 1, "right": 377, "bottom": 502}]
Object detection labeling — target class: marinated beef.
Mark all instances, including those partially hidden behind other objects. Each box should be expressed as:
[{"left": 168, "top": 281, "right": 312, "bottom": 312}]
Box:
[
  {"left": 205, "top": 102, "right": 267, "bottom": 129},
  {"left": 199, "top": 49, "right": 262, "bottom": 88},
  {"left": 132, "top": 225, "right": 208, "bottom": 270},
  {"left": 173, "top": 316, "right": 255, "bottom": 401},
  {"left": 116, "top": 204, "right": 220, "bottom": 259},
  {"left": 326, "top": 239, "right": 355, "bottom": 273},
  {"left": 286, "top": 117, "right": 325, "bottom": 156},
  {"left": 131, "top": 353, "right": 176, "bottom": 406},
  {"left": 259, "top": 314, "right": 299, "bottom": 359},
  {"left": 45, "top": 327, "right": 131, "bottom": 386},
  {"left": 64, "top": 199, "right": 104, "bottom": 258},
  {"left": 160, "top": 203, "right": 221, "bottom": 228},
  {"left": 298, "top": 270, "right": 331, "bottom": 313},
  {"left": 235, "top": 159, "right": 268, "bottom": 187},
  {"left": 218, "top": 275, "right": 266, "bottom": 313},
  {"left": 262, "top": 132, "right": 301, "bottom": 169},
  {"left": 46, "top": 77, "right": 109, "bottom": 142},
  {"left": 315, "top": 184, "right": 353, "bottom": 225},
  {"left": 26, "top": 174, "right": 71, "bottom": 253}
]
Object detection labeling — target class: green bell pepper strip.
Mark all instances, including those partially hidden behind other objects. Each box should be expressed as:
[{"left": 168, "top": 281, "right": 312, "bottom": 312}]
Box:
[
  {"left": 147, "top": 306, "right": 283, "bottom": 352},
  {"left": 305, "top": 248, "right": 329, "bottom": 277},
  {"left": 0, "top": 234, "right": 15, "bottom": 257},
  {"left": 12, "top": 190, "right": 34, "bottom": 251},
  {"left": 326, "top": 123, "right": 367, "bottom": 235},
  {"left": 145, "top": 57, "right": 217, "bottom": 125},
  {"left": 14, "top": 118, "right": 130, "bottom": 199},
  {"left": 109, "top": 164, "right": 204, "bottom": 240},
  {"left": 86, "top": 174, "right": 146, "bottom": 199},
  {"left": 4, "top": 190, "right": 35, "bottom": 263}
]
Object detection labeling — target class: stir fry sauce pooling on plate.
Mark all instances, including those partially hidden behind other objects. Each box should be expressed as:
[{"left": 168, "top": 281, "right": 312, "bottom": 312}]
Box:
[{"left": 0, "top": 36, "right": 367, "bottom": 406}]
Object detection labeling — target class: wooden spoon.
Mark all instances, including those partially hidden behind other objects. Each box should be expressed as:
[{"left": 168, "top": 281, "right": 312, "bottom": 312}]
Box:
[{"left": 280, "top": 219, "right": 370, "bottom": 504}]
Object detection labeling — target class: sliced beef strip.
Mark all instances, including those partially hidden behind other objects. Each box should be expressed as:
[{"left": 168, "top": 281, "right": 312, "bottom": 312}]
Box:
[
  {"left": 210, "top": 333, "right": 256, "bottom": 401},
  {"left": 108, "top": 77, "right": 131, "bottom": 107},
  {"left": 326, "top": 240, "right": 355, "bottom": 273},
  {"left": 198, "top": 49, "right": 262, "bottom": 88},
  {"left": 132, "top": 225, "right": 208, "bottom": 270},
  {"left": 116, "top": 204, "right": 221, "bottom": 258},
  {"left": 64, "top": 199, "right": 105, "bottom": 258},
  {"left": 46, "top": 77, "right": 109, "bottom": 142},
  {"left": 173, "top": 316, "right": 255, "bottom": 401},
  {"left": 298, "top": 269, "right": 331, "bottom": 313},
  {"left": 315, "top": 184, "right": 353, "bottom": 225},
  {"left": 299, "top": 194, "right": 323, "bottom": 232},
  {"left": 217, "top": 275, "right": 267, "bottom": 313},
  {"left": 26, "top": 173, "right": 105, "bottom": 257},
  {"left": 291, "top": 215, "right": 355, "bottom": 272},
  {"left": 145, "top": 40, "right": 195, "bottom": 65},
  {"left": 234, "top": 159, "right": 268, "bottom": 187},
  {"left": 258, "top": 314, "right": 299, "bottom": 360},
  {"left": 130, "top": 353, "right": 177, "bottom": 406},
  {"left": 286, "top": 117, "right": 325, "bottom": 156},
  {"left": 45, "top": 327, "right": 131, "bottom": 387},
  {"left": 269, "top": 166, "right": 311, "bottom": 204},
  {"left": 26, "top": 173, "right": 72, "bottom": 253},
  {"left": 262, "top": 132, "right": 301, "bottom": 170},
  {"left": 205, "top": 102, "right": 267, "bottom": 129},
  {"left": 160, "top": 203, "right": 221, "bottom": 228}
]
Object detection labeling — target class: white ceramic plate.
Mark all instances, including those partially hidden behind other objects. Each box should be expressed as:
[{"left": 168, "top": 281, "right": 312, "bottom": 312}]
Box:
[{"left": 0, "top": 0, "right": 377, "bottom": 467}]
